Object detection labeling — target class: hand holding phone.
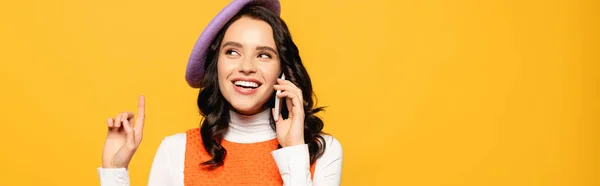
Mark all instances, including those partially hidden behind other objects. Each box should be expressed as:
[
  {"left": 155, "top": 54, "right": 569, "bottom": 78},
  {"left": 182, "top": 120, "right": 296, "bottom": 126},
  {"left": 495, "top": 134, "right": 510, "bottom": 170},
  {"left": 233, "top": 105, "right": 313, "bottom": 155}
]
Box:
[{"left": 272, "top": 74, "right": 306, "bottom": 147}]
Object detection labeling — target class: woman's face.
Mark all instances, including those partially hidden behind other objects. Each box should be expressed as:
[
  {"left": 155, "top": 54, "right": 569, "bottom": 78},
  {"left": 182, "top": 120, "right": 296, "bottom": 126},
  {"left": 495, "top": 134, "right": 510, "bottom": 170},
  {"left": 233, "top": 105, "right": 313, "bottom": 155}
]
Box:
[{"left": 217, "top": 16, "right": 281, "bottom": 115}]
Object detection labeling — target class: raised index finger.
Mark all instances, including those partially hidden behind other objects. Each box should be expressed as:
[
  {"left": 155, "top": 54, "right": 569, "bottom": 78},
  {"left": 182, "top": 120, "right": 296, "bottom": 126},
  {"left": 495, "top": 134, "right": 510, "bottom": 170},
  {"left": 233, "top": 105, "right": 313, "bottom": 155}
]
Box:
[{"left": 135, "top": 95, "right": 145, "bottom": 131}]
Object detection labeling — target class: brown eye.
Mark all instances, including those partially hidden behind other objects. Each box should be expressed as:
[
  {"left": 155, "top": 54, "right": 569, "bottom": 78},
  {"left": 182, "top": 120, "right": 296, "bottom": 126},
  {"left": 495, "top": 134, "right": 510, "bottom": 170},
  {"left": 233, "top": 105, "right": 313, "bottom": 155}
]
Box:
[
  {"left": 226, "top": 49, "right": 240, "bottom": 56},
  {"left": 258, "top": 53, "right": 271, "bottom": 59}
]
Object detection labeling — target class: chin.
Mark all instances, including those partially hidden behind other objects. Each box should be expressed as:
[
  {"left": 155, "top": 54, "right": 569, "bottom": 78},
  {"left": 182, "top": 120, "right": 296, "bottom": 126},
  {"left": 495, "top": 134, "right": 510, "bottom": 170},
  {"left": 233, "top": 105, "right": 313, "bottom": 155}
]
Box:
[{"left": 230, "top": 102, "right": 263, "bottom": 115}]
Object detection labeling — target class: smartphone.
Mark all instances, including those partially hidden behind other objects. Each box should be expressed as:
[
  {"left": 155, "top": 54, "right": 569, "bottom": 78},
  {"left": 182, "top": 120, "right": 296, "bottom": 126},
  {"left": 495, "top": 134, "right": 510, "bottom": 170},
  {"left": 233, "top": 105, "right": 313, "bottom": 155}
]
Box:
[{"left": 273, "top": 73, "right": 286, "bottom": 120}]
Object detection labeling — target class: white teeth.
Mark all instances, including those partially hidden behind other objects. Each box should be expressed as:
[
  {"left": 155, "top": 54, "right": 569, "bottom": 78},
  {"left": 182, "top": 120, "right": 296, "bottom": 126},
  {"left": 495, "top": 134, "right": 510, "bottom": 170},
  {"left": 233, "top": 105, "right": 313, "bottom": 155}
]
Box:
[{"left": 234, "top": 80, "right": 259, "bottom": 88}]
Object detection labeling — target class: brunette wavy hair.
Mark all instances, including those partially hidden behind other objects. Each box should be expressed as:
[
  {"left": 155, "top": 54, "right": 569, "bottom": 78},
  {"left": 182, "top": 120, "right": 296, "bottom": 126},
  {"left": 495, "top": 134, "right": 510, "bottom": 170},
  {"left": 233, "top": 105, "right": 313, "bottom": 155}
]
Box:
[{"left": 196, "top": 5, "right": 326, "bottom": 169}]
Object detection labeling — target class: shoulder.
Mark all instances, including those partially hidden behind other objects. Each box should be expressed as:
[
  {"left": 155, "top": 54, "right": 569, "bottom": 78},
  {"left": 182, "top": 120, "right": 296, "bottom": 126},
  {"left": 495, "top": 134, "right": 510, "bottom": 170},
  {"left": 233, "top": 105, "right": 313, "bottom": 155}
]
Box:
[
  {"left": 319, "top": 134, "right": 343, "bottom": 157},
  {"left": 156, "top": 128, "right": 201, "bottom": 153},
  {"left": 314, "top": 134, "right": 343, "bottom": 171},
  {"left": 159, "top": 128, "right": 202, "bottom": 146},
  {"left": 157, "top": 132, "right": 187, "bottom": 152},
  {"left": 163, "top": 132, "right": 187, "bottom": 144}
]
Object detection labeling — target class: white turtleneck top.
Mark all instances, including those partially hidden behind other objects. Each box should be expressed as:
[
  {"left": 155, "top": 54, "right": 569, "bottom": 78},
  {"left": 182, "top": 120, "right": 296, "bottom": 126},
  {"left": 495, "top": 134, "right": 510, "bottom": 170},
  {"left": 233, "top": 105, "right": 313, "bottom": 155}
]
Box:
[{"left": 97, "top": 109, "right": 343, "bottom": 186}]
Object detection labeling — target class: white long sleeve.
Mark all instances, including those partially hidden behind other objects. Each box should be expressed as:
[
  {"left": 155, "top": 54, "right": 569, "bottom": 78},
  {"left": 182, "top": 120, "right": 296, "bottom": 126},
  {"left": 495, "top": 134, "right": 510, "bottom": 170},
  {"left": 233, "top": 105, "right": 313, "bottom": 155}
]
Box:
[
  {"left": 272, "top": 144, "right": 313, "bottom": 185},
  {"left": 97, "top": 167, "right": 129, "bottom": 186},
  {"left": 147, "top": 133, "right": 186, "bottom": 186},
  {"left": 311, "top": 135, "right": 343, "bottom": 185},
  {"left": 147, "top": 138, "right": 174, "bottom": 186},
  {"left": 271, "top": 135, "right": 343, "bottom": 186}
]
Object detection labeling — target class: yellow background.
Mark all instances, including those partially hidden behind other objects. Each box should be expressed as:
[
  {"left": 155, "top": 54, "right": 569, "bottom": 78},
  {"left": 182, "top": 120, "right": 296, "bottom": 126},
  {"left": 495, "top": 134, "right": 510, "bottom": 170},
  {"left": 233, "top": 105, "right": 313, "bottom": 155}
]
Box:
[{"left": 0, "top": 0, "right": 597, "bottom": 185}]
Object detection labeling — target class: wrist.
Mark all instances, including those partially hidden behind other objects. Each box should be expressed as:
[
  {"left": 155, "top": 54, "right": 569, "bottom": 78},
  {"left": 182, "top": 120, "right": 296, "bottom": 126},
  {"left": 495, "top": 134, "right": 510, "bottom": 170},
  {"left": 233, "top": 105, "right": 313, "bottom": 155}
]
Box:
[
  {"left": 282, "top": 139, "right": 305, "bottom": 148},
  {"left": 102, "top": 159, "right": 128, "bottom": 169}
]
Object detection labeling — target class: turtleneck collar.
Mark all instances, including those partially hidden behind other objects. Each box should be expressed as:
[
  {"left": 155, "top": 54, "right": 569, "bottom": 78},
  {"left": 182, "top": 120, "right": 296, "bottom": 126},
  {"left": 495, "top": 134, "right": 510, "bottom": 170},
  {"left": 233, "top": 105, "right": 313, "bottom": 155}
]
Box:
[{"left": 224, "top": 108, "right": 277, "bottom": 143}]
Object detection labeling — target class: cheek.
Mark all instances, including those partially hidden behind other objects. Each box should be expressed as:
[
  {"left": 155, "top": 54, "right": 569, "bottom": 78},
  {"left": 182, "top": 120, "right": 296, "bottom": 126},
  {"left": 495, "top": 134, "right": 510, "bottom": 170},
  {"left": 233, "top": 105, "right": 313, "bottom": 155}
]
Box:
[
  {"left": 217, "top": 57, "right": 236, "bottom": 78},
  {"left": 217, "top": 58, "right": 235, "bottom": 90},
  {"left": 259, "top": 62, "right": 281, "bottom": 83}
]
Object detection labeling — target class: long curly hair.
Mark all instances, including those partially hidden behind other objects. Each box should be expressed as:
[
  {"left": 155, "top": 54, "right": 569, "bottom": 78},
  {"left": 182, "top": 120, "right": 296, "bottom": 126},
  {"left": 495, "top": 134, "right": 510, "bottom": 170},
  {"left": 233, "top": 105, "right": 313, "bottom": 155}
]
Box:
[{"left": 196, "top": 5, "right": 326, "bottom": 169}]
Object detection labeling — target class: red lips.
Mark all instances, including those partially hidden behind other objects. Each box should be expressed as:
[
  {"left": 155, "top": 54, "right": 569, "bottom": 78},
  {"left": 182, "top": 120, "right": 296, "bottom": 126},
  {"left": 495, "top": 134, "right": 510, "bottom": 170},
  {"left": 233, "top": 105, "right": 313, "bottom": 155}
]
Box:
[{"left": 231, "top": 77, "right": 263, "bottom": 95}]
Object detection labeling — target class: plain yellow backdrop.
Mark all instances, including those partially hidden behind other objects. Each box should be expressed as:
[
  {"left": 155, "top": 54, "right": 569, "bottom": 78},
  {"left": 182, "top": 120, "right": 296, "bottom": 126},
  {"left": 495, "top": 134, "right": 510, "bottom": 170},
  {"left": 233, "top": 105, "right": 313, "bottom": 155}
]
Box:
[{"left": 0, "top": 0, "right": 597, "bottom": 185}]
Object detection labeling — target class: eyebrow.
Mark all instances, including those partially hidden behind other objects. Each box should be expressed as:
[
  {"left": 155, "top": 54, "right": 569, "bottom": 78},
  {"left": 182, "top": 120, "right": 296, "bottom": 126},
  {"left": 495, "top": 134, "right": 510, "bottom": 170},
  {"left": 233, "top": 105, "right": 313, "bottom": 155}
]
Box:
[
  {"left": 256, "top": 46, "right": 278, "bottom": 55},
  {"left": 222, "top": 41, "right": 278, "bottom": 55},
  {"left": 222, "top": 41, "right": 243, "bottom": 49}
]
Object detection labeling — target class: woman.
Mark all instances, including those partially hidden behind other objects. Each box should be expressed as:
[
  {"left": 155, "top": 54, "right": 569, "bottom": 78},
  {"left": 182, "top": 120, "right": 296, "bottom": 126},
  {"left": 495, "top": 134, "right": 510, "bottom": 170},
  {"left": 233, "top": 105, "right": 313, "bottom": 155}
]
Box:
[{"left": 97, "top": 0, "right": 343, "bottom": 185}]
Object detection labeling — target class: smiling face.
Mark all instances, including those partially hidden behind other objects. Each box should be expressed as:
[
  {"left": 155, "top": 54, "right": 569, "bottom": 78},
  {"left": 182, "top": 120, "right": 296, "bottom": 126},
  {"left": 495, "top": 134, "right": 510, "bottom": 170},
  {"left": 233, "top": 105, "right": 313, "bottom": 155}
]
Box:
[{"left": 217, "top": 16, "right": 281, "bottom": 115}]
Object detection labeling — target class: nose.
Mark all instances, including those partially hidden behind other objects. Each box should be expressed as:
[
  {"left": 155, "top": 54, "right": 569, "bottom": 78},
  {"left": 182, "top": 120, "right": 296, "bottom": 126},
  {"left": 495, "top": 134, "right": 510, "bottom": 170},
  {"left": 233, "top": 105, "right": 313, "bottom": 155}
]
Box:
[{"left": 238, "top": 56, "right": 257, "bottom": 75}]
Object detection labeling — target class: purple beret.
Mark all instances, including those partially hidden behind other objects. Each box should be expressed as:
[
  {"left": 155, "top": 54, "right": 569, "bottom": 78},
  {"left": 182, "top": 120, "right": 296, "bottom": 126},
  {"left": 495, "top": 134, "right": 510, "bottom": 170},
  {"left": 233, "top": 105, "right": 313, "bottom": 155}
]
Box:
[{"left": 185, "top": 0, "right": 281, "bottom": 88}]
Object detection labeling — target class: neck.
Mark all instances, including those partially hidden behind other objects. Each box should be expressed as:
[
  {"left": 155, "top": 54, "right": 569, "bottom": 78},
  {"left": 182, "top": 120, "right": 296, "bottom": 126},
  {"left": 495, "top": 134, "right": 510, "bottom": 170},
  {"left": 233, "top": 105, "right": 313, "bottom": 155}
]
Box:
[{"left": 224, "top": 108, "right": 276, "bottom": 143}]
